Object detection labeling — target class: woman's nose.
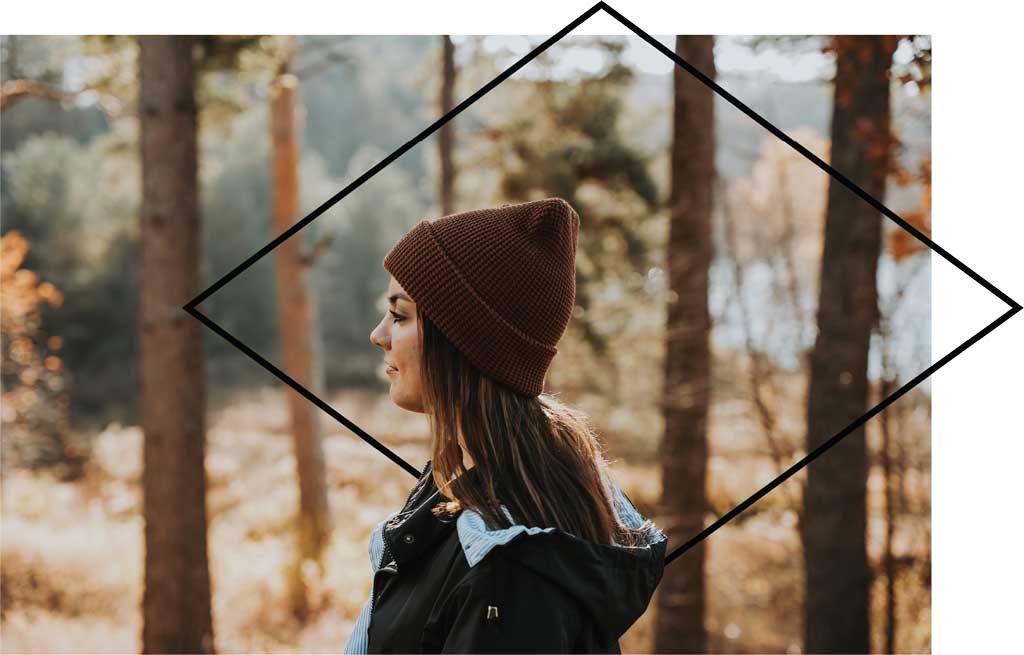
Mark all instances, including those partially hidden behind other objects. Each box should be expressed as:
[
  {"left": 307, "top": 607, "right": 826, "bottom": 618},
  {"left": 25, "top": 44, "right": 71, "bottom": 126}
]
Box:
[{"left": 370, "top": 321, "right": 388, "bottom": 349}]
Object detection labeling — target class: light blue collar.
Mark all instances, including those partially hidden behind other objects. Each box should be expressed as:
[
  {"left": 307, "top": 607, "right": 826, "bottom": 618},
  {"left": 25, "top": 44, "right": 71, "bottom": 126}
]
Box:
[{"left": 456, "top": 471, "right": 665, "bottom": 567}]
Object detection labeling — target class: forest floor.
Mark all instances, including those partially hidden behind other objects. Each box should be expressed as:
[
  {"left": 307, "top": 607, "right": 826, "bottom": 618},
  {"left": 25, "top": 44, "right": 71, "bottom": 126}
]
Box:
[{"left": 1, "top": 386, "right": 930, "bottom": 653}]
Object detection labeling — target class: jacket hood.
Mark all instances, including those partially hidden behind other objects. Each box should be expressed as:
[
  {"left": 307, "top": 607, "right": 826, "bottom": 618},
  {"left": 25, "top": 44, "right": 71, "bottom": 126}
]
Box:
[{"left": 454, "top": 465, "right": 668, "bottom": 643}]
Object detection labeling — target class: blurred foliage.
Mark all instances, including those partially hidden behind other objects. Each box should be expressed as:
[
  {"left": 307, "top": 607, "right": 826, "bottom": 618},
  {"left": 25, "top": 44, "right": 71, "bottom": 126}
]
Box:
[
  {"left": 197, "top": 100, "right": 428, "bottom": 394},
  {"left": 309, "top": 143, "right": 431, "bottom": 388},
  {"left": 0, "top": 33, "right": 933, "bottom": 453},
  {"left": 1, "top": 35, "right": 435, "bottom": 429},
  {"left": 743, "top": 35, "right": 931, "bottom": 91},
  {"left": 0, "top": 384, "right": 932, "bottom": 654},
  {"left": 1, "top": 127, "right": 140, "bottom": 430},
  {"left": 0, "top": 230, "right": 83, "bottom": 478},
  {"left": 466, "top": 37, "right": 664, "bottom": 368},
  {"left": 888, "top": 153, "right": 932, "bottom": 261},
  {"left": 0, "top": 33, "right": 932, "bottom": 655},
  {"left": 1, "top": 33, "right": 932, "bottom": 431}
]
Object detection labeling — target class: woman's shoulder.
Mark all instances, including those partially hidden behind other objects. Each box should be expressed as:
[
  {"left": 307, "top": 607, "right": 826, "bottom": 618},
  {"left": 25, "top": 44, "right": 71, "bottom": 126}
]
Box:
[
  {"left": 449, "top": 540, "right": 587, "bottom": 617},
  {"left": 425, "top": 544, "right": 589, "bottom": 652}
]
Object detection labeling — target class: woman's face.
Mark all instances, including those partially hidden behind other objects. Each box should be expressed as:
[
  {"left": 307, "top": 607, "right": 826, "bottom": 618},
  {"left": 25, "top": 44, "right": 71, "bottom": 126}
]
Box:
[{"left": 370, "top": 276, "right": 426, "bottom": 414}]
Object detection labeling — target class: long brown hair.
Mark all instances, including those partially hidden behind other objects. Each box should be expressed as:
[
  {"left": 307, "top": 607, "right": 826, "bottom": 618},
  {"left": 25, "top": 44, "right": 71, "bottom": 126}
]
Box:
[{"left": 414, "top": 304, "right": 656, "bottom": 547}]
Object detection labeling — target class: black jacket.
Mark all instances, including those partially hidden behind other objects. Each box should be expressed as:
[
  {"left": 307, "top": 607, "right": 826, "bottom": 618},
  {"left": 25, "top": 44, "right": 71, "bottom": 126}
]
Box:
[{"left": 344, "top": 459, "right": 667, "bottom": 654}]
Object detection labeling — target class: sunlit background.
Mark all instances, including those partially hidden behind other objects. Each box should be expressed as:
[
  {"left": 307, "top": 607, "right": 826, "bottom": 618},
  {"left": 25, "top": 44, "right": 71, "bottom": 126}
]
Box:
[{"left": 1, "top": 34, "right": 931, "bottom": 653}]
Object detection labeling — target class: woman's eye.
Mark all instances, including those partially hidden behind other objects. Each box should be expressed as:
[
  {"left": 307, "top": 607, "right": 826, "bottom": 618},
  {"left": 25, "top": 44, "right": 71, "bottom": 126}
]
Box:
[{"left": 389, "top": 311, "right": 405, "bottom": 324}]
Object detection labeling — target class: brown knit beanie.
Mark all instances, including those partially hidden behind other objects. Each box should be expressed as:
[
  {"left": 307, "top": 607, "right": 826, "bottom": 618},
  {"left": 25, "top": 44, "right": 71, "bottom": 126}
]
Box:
[{"left": 383, "top": 197, "right": 580, "bottom": 397}]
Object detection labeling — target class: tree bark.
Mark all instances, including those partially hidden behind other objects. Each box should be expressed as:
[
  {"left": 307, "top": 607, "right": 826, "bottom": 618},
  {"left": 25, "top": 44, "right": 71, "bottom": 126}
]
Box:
[
  {"left": 138, "top": 35, "right": 215, "bottom": 654},
  {"left": 654, "top": 35, "right": 715, "bottom": 655},
  {"left": 439, "top": 35, "right": 457, "bottom": 216},
  {"left": 801, "top": 34, "right": 898, "bottom": 655},
  {"left": 881, "top": 374, "right": 898, "bottom": 655},
  {"left": 270, "top": 35, "right": 331, "bottom": 622}
]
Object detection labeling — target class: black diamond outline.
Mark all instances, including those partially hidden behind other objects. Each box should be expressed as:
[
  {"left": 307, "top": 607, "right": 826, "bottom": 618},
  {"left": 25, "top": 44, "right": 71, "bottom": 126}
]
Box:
[{"left": 184, "top": 2, "right": 1022, "bottom": 567}]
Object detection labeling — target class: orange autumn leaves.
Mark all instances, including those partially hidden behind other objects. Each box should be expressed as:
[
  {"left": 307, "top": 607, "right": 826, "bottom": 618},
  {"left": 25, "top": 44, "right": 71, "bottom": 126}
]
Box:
[
  {"left": 888, "top": 154, "right": 932, "bottom": 262},
  {"left": 1, "top": 230, "right": 65, "bottom": 422},
  {"left": 823, "top": 36, "right": 931, "bottom": 263}
]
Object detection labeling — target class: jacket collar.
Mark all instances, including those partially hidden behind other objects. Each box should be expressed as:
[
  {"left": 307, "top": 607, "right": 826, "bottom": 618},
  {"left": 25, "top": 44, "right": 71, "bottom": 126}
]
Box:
[
  {"left": 380, "top": 458, "right": 668, "bottom": 642},
  {"left": 455, "top": 467, "right": 666, "bottom": 566},
  {"left": 380, "top": 459, "right": 460, "bottom": 568},
  {"left": 453, "top": 464, "right": 667, "bottom": 643}
]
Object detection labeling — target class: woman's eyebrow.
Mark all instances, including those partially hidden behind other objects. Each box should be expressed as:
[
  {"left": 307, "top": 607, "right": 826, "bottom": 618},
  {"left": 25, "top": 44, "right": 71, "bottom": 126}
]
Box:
[{"left": 388, "top": 292, "right": 412, "bottom": 305}]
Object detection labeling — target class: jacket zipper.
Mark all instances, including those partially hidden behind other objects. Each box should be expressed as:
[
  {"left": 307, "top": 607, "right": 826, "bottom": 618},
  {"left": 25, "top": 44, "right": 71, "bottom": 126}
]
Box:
[{"left": 371, "top": 462, "right": 431, "bottom": 618}]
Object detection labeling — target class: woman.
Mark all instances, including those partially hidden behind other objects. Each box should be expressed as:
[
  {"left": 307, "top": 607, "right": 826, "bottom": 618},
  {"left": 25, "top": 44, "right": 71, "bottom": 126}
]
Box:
[{"left": 344, "top": 198, "right": 667, "bottom": 654}]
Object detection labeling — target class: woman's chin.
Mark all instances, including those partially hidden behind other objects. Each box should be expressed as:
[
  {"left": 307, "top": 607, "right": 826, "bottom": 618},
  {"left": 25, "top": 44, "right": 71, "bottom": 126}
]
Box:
[
  {"left": 389, "top": 387, "right": 408, "bottom": 408},
  {"left": 391, "top": 391, "right": 426, "bottom": 414}
]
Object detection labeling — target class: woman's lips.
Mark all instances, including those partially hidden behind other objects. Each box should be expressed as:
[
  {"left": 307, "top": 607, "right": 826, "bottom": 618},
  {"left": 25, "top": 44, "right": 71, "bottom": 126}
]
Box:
[{"left": 386, "top": 365, "right": 398, "bottom": 375}]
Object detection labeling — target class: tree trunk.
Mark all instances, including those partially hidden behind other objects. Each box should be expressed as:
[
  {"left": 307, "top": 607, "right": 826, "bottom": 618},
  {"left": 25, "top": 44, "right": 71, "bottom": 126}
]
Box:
[
  {"left": 439, "top": 35, "right": 457, "bottom": 216},
  {"left": 654, "top": 35, "right": 715, "bottom": 655},
  {"left": 270, "top": 35, "right": 331, "bottom": 622},
  {"left": 881, "top": 374, "right": 898, "bottom": 655},
  {"left": 801, "top": 34, "right": 898, "bottom": 655},
  {"left": 138, "top": 35, "right": 215, "bottom": 654}
]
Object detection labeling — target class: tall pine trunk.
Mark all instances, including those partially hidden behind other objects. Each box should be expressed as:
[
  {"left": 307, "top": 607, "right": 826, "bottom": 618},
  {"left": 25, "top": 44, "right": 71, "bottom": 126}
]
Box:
[
  {"left": 138, "top": 35, "right": 215, "bottom": 654},
  {"left": 801, "top": 35, "right": 898, "bottom": 654},
  {"left": 439, "top": 35, "right": 456, "bottom": 216},
  {"left": 880, "top": 374, "right": 899, "bottom": 655},
  {"left": 270, "top": 35, "right": 331, "bottom": 621},
  {"left": 654, "top": 34, "right": 715, "bottom": 655}
]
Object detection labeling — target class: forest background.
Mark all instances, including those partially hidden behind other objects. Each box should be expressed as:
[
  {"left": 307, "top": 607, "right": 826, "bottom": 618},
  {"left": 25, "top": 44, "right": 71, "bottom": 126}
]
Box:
[{"left": 1, "top": 32, "right": 932, "bottom": 654}]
